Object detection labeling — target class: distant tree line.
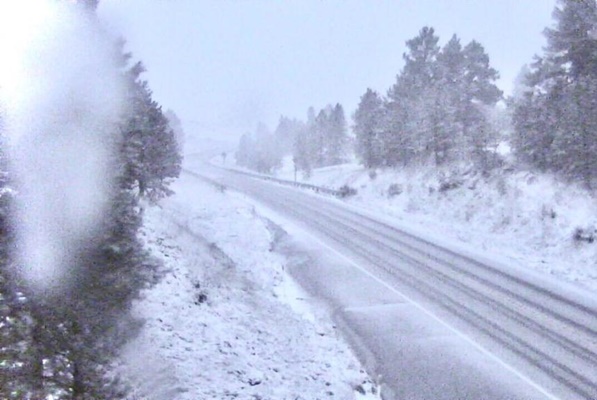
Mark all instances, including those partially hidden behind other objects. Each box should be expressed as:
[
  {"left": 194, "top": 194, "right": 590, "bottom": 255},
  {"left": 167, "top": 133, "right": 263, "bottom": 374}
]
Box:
[
  {"left": 354, "top": 27, "right": 503, "bottom": 172},
  {"left": 237, "top": 0, "right": 596, "bottom": 191},
  {"left": 0, "top": 1, "right": 182, "bottom": 399},
  {"left": 236, "top": 103, "right": 348, "bottom": 178},
  {"left": 355, "top": 0, "right": 597, "bottom": 187},
  {"left": 237, "top": 27, "right": 504, "bottom": 177}
]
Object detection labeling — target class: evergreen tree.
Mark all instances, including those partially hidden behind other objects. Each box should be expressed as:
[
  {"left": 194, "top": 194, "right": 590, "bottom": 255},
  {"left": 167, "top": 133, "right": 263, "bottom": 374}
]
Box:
[
  {"left": 121, "top": 66, "right": 182, "bottom": 202},
  {"left": 164, "top": 109, "right": 185, "bottom": 152},
  {"left": 353, "top": 88, "right": 385, "bottom": 168},
  {"left": 235, "top": 133, "right": 255, "bottom": 168},
  {"left": 327, "top": 103, "right": 348, "bottom": 165},
  {"left": 396, "top": 26, "right": 441, "bottom": 91},
  {"left": 274, "top": 116, "right": 303, "bottom": 156},
  {"left": 383, "top": 28, "right": 501, "bottom": 169},
  {"left": 544, "top": 0, "right": 597, "bottom": 80},
  {"left": 433, "top": 34, "right": 466, "bottom": 164},
  {"left": 234, "top": 103, "right": 347, "bottom": 176},
  {"left": 313, "top": 108, "right": 330, "bottom": 167},
  {"left": 511, "top": 0, "right": 597, "bottom": 187},
  {"left": 234, "top": 123, "right": 282, "bottom": 174},
  {"left": 0, "top": 5, "right": 181, "bottom": 398},
  {"left": 253, "top": 122, "right": 282, "bottom": 173},
  {"left": 386, "top": 27, "right": 441, "bottom": 166},
  {"left": 554, "top": 76, "right": 597, "bottom": 183},
  {"left": 460, "top": 40, "right": 502, "bottom": 169},
  {"left": 382, "top": 94, "right": 413, "bottom": 166},
  {"left": 290, "top": 106, "right": 323, "bottom": 177},
  {"left": 511, "top": 64, "right": 532, "bottom": 101},
  {"left": 296, "top": 104, "right": 348, "bottom": 168},
  {"left": 293, "top": 126, "right": 314, "bottom": 178},
  {"left": 511, "top": 72, "right": 563, "bottom": 171}
]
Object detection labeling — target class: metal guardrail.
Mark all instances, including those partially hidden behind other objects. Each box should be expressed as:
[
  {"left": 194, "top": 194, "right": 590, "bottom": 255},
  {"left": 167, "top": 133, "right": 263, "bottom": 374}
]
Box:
[
  {"left": 226, "top": 167, "right": 343, "bottom": 197},
  {"left": 197, "top": 163, "right": 344, "bottom": 197}
]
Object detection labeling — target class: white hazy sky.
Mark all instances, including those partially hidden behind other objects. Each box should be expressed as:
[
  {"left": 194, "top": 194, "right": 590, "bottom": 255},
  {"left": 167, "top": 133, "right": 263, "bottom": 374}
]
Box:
[{"left": 98, "top": 0, "right": 557, "bottom": 140}]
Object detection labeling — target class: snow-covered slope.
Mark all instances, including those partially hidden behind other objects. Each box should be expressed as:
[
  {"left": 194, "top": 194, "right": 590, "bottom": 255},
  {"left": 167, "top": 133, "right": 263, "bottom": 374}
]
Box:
[
  {"left": 119, "top": 172, "right": 380, "bottom": 399},
  {"left": 274, "top": 158, "right": 597, "bottom": 292}
]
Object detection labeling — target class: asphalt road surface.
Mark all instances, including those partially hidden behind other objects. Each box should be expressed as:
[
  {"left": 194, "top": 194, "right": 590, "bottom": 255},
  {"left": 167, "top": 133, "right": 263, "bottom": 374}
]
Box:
[{"left": 188, "top": 164, "right": 597, "bottom": 400}]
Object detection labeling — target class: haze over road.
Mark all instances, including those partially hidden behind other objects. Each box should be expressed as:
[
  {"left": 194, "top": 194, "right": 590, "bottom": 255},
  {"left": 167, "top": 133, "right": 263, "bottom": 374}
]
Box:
[{"left": 188, "top": 161, "right": 597, "bottom": 400}]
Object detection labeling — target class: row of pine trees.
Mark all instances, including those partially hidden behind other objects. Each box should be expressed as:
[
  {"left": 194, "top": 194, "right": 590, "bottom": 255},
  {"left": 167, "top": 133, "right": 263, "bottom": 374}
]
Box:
[
  {"left": 236, "top": 103, "right": 348, "bottom": 178},
  {"left": 237, "top": 0, "right": 597, "bottom": 190},
  {"left": 0, "top": 1, "right": 183, "bottom": 398},
  {"left": 354, "top": 28, "right": 502, "bottom": 171}
]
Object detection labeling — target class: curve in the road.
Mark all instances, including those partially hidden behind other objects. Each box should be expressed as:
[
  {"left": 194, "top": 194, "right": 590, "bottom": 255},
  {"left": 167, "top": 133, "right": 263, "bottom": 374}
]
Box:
[{"left": 191, "top": 168, "right": 597, "bottom": 400}]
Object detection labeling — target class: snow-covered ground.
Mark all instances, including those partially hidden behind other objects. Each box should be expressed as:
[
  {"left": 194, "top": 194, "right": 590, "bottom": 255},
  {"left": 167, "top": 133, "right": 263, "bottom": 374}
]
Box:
[
  {"left": 119, "top": 172, "right": 380, "bottom": 399},
  {"left": 270, "top": 157, "right": 596, "bottom": 292}
]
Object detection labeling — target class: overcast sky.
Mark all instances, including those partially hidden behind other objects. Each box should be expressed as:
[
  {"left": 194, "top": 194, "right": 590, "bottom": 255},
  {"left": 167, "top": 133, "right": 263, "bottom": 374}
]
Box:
[{"left": 98, "top": 0, "right": 557, "bottom": 140}]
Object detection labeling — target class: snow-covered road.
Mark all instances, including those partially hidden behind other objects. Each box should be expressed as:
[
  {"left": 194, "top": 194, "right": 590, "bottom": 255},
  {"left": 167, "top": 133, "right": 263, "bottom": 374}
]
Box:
[{"left": 191, "top": 163, "right": 597, "bottom": 400}]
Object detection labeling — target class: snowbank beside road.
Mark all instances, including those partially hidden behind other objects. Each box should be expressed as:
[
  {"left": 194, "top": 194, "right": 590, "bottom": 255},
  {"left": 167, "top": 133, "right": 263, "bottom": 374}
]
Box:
[{"left": 120, "top": 172, "right": 379, "bottom": 399}]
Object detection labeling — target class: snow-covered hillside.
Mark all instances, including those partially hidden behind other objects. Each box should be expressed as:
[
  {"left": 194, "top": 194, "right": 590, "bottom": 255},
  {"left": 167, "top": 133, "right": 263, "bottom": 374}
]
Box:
[
  {"left": 118, "top": 172, "right": 380, "bottom": 399},
  {"left": 272, "top": 157, "right": 597, "bottom": 292}
]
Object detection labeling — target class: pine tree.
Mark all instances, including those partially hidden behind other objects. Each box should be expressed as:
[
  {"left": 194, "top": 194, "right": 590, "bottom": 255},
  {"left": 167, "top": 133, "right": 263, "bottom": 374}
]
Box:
[
  {"left": 460, "top": 40, "right": 503, "bottom": 169},
  {"left": 433, "top": 34, "right": 466, "bottom": 165},
  {"left": 386, "top": 27, "right": 441, "bottom": 166},
  {"left": 164, "top": 109, "right": 185, "bottom": 152},
  {"left": 397, "top": 26, "right": 440, "bottom": 91},
  {"left": 274, "top": 116, "right": 302, "bottom": 156},
  {"left": 253, "top": 122, "right": 282, "bottom": 173},
  {"left": 327, "top": 104, "right": 348, "bottom": 165},
  {"left": 234, "top": 123, "right": 282, "bottom": 174},
  {"left": 382, "top": 94, "right": 413, "bottom": 166},
  {"left": 235, "top": 133, "right": 255, "bottom": 168},
  {"left": 293, "top": 127, "right": 314, "bottom": 178},
  {"left": 511, "top": 0, "right": 597, "bottom": 187},
  {"left": 292, "top": 107, "right": 319, "bottom": 177},
  {"left": 511, "top": 72, "right": 563, "bottom": 171},
  {"left": 313, "top": 108, "right": 330, "bottom": 167},
  {"left": 545, "top": 0, "right": 597, "bottom": 80},
  {"left": 383, "top": 28, "right": 502, "bottom": 170},
  {"left": 121, "top": 65, "right": 182, "bottom": 202},
  {"left": 354, "top": 88, "right": 385, "bottom": 168},
  {"left": 0, "top": 10, "right": 180, "bottom": 398}
]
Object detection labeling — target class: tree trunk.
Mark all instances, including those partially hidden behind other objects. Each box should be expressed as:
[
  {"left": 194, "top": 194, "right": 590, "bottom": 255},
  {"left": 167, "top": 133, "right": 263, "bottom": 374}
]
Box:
[
  {"left": 29, "top": 318, "right": 45, "bottom": 399},
  {"left": 71, "top": 320, "right": 86, "bottom": 400},
  {"left": 72, "top": 359, "right": 86, "bottom": 400},
  {"left": 138, "top": 179, "right": 146, "bottom": 199}
]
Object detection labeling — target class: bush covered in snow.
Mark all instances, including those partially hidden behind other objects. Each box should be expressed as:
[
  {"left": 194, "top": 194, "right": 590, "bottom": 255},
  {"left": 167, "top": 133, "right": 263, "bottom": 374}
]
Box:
[
  {"left": 338, "top": 184, "right": 358, "bottom": 198},
  {"left": 387, "top": 183, "right": 403, "bottom": 197},
  {"left": 573, "top": 227, "right": 595, "bottom": 244}
]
